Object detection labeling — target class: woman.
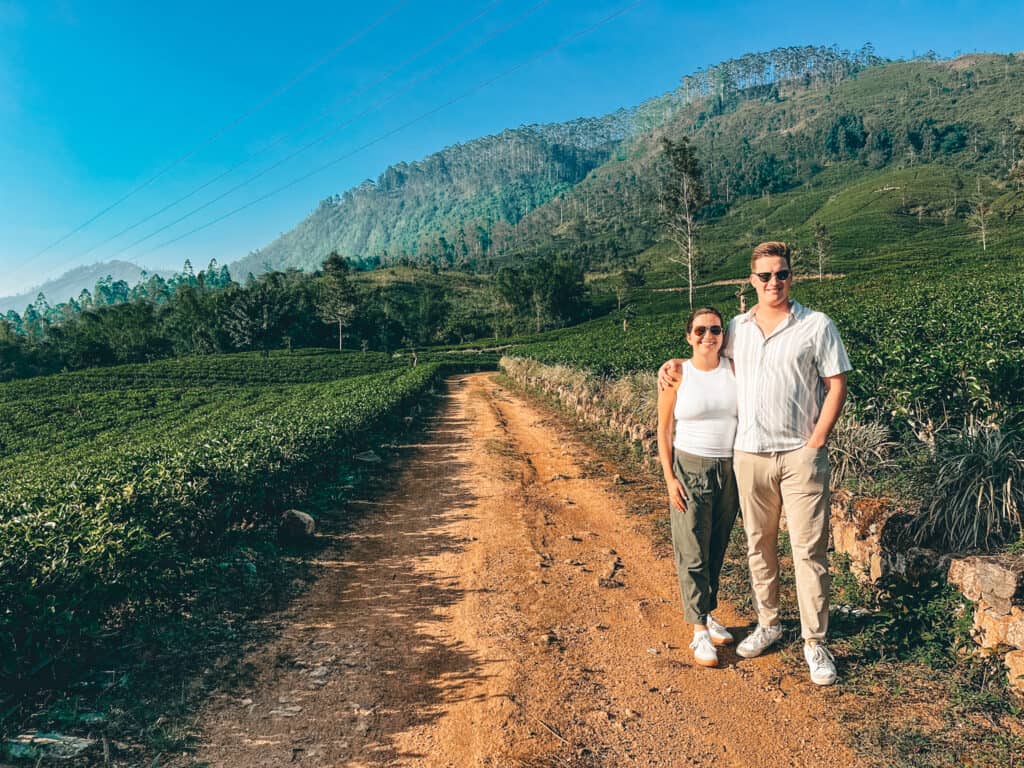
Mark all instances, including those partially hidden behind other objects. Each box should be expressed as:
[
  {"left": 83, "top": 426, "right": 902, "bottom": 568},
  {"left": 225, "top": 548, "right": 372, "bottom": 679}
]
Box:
[{"left": 656, "top": 306, "right": 739, "bottom": 667}]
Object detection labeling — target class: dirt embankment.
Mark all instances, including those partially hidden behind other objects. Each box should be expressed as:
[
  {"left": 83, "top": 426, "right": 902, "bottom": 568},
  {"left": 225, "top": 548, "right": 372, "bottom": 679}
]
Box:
[{"left": 186, "top": 373, "right": 855, "bottom": 767}]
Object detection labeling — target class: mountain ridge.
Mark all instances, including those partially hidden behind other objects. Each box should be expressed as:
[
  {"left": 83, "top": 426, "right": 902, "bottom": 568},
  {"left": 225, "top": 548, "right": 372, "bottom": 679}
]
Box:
[{"left": 0, "top": 261, "right": 170, "bottom": 315}]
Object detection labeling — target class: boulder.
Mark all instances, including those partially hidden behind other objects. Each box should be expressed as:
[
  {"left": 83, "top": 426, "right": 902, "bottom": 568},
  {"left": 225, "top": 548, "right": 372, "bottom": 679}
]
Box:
[
  {"left": 828, "top": 496, "right": 932, "bottom": 583},
  {"left": 1006, "top": 650, "right": 1024, "bottom": 696},
  {"left": 972, "top": 602, "right": 1024, "bottom": 650},
  {"left": 279, "top": 509, "right": 316, "bottom": 543},
  {"left": 947, "top": 555, "right": 1024, "bottom": 615}
]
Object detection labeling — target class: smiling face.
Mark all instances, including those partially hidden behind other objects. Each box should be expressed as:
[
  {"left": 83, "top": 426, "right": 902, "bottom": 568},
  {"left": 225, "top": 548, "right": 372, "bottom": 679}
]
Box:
[
  {"left": 750, "top": 254, "right": 792, "bottom": 309},
  {"left": 687, "top": 311, "right": 724, "bottom": 354}
]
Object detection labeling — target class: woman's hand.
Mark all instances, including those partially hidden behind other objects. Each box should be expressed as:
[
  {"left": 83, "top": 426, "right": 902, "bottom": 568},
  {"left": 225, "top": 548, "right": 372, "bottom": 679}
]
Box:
[
  {"left": 666, "top": 476, "right": 687, "bottom": 511},
  {"left": 658, "top": 359, "right": 683, "bottom": 392}
]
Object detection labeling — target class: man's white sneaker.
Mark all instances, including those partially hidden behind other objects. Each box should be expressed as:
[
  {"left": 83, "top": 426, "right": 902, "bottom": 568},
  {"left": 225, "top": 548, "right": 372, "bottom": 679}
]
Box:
[
  {"left": 690, "top": 630, "right": 719, "bottom": 667},
  {"left": 736, "top": 623, "right": 783, "bottom": 658},
  {"left": 705, "top": 614, "right": 734, "bottom": 646},
  {"left": 804, "top": 641, "right": 837, "bottom": 685}
]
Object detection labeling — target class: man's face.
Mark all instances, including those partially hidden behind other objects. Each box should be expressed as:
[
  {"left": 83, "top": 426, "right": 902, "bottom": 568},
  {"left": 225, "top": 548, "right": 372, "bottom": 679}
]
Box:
[{"left": 750, "top": 256, "right": 792, "bottom": 309}]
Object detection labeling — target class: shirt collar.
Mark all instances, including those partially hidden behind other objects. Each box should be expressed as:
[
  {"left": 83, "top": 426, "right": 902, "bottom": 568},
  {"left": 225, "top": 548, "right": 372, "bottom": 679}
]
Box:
[{"left": 741, "top": 299, "right": 805, "bottom": 323}]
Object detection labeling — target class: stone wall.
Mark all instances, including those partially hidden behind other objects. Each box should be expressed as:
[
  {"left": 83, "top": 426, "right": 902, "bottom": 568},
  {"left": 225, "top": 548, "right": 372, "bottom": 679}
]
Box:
[{"left": 947, "top": 556, "right": 1024, "bottom": 694}]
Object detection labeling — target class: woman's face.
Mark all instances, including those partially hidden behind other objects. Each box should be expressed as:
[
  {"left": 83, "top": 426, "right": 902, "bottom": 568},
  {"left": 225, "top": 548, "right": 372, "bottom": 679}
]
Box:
[{"left": 687, "top": 312, "right": 723, "bottom": 354}]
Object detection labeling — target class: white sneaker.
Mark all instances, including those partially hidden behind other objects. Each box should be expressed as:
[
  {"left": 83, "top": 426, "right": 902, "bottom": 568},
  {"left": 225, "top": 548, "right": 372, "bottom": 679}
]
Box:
[
  {"left": 804, "top": 641, "right": 837, "bottom": 686},
  {"left": 736, "top": 623, "right": 783, "bottom": 658},
  {"left": 689, "top": 630, "right": 719, "bottom": 667},
  {"left": 705, "top": 614, "right": 734, "bottom": 646}
]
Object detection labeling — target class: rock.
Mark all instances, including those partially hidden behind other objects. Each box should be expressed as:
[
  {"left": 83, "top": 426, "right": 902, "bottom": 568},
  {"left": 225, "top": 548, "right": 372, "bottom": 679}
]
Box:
[
  {"left": 972, "top": 602, "right": 1024, "bottom": 650},
  {"left": 354, "top": 450, "right": 382, "bottom": 463},
  {"left": 5, "top": 733, "right": 96, "bottom": 760},
  {"left": 831, "top": 504, "right": 940, "bottom": 584},
  {"left": 948, "top": 555, "right": 1024, "bottom": 615},
  {"left": 279, "top": 509, "right": 316, "bottom": 543},
  {"left": 1006, "top": 650, "right": 1024, "bottom": 696}
]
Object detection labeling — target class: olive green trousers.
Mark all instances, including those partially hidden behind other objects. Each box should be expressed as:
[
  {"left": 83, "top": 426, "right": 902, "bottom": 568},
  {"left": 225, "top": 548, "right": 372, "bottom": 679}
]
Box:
[{"left": 669, "top": 449, "right": 740, "bottom": 624}]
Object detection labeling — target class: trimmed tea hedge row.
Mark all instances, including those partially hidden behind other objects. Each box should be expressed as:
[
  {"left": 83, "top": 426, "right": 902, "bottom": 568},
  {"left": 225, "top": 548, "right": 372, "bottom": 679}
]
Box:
[
  {"left": 0, "top": 363, "right": 446, "bottom": 687},
  {"left": 0, "top": 348, "right": 399, "bottom": 401}
]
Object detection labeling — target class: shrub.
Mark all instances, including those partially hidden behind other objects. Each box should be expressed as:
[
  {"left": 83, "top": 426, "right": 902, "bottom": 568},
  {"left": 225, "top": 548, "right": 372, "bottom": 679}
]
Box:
[
  {"left": 910, "top": 420, "right": 1024, "bottom": 551},
  {"left": 828, "top": 411, "right": 896, "bottom": 490}
]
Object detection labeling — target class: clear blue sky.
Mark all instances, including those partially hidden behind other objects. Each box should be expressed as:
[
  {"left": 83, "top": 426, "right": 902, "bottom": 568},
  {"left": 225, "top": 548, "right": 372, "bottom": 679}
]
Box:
[{"left": 1, "top": 0, "right": 1021, "bottom": 296}]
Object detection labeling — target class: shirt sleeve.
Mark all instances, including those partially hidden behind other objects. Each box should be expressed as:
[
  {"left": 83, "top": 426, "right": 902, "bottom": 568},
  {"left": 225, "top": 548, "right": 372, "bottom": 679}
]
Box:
[{"left": 816, "top": 316, "right": 852, "bottom": 377}]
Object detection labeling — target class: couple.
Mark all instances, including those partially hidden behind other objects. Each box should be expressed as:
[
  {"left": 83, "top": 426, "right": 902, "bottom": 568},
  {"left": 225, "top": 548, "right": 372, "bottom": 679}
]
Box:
[{"left": 656, "top": 241, "right": 851, "bottom": 686}]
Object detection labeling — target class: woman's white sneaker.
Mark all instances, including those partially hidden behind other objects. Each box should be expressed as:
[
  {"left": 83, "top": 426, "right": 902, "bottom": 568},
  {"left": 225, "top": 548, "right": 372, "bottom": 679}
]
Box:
[
  {"left": 804, "top": 641, "right": 837, "bottom": 685},
  {"left": 690, "top": 630, "right": 719, "bottom": 667},
  {"left": 705, "top": 614, "right": 734, "bottom": 646},
  {"left": 736, "top": 623, "right": 783, "bottom": 658}
]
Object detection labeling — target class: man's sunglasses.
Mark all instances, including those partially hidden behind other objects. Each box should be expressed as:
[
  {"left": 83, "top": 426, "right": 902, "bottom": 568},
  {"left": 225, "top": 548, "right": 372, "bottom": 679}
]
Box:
[
  {"left": 693, "top": 325, "right": 723, "bottom": 337},
  {"left": 753, "top": 270, "right": 791, "bottom": 283}
]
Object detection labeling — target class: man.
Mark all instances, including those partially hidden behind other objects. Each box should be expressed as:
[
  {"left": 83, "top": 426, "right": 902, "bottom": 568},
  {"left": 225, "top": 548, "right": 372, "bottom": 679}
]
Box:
[{"left": 658, "top": 241, "right": 851, "bottom": 685}]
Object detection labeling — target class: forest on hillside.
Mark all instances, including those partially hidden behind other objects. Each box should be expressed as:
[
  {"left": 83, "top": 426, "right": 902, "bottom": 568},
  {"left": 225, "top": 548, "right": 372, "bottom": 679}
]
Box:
[{"left": 238, "top": 44, "right": 892, "bottom": 273}]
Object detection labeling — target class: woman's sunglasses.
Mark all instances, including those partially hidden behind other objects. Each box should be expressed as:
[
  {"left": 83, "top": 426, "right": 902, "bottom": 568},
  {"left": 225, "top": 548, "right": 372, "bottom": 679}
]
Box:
[
  {"left": 753, "top": 270, "right": 791, "bottom": 282},
  {"left": 693, "top": 325, "right": 723, "bottom": 337}
]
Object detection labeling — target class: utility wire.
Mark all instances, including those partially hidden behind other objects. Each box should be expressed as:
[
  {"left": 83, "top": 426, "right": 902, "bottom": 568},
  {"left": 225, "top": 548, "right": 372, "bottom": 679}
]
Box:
[
  {"left": 25, "top": 0, "right": 410, "bottom": 264},
  {"left": 75, "top": 0, "right": 507, "bottom": 262},
  {"left": 139, "top": 0, "right": 644, "bottom": 259},
  {"left": 111, "top": 0, "right": 553, "bottom": 259}
]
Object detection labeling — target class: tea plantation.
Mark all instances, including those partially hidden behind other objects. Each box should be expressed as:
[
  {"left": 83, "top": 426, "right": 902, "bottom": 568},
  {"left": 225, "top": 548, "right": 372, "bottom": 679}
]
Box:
[{"left": 0, "top": 351, "right": 458, "bottom": 695}]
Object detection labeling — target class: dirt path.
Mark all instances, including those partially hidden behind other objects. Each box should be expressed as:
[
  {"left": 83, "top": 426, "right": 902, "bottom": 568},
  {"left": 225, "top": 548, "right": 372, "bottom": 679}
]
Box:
[{"left": 189, "top": 373, "right": 856, "bottom": 767}]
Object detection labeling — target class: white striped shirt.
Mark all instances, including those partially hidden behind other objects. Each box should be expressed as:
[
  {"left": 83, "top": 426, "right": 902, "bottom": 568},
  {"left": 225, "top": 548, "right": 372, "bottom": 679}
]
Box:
[{"left": 723, "top": 300, "right": 852, "bottom": 453}]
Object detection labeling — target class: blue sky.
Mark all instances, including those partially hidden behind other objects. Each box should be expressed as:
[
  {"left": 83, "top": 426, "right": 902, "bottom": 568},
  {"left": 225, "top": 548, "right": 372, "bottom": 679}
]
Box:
[{"left": 1, "top": 0, "right": 1022, "bottom": 296}]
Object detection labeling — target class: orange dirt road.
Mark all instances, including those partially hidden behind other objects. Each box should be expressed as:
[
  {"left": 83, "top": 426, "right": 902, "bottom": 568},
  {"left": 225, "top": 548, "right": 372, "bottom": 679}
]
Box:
[{"left": 189, "top": 373, "right": 856, "bottom": 767}]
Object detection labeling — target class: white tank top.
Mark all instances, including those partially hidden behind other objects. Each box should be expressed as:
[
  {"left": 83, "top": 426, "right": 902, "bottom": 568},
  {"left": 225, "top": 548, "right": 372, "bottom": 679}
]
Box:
[{"left": 673, "top": 358, "right": 738, "bottom": 458}]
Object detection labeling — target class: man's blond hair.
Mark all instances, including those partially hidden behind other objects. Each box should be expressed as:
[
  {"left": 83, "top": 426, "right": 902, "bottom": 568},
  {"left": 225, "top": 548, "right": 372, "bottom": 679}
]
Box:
[{"left": 751, "top": 241, "right": 791, "bottom": 272}]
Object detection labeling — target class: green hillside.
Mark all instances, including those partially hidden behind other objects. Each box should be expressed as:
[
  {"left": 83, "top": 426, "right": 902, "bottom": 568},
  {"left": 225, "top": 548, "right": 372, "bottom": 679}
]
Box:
[
  {"left": 511, "top": 53, "right": 1024, "bottom": 273},
  {"left": 231, "top": 118, "right": 632, "bottom": 276}
]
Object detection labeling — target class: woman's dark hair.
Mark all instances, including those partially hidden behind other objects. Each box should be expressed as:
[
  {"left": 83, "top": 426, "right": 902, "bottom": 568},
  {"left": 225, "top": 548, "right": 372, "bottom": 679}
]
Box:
[{"left": 686, "top": 306, "right": 723, "bottom": 333}]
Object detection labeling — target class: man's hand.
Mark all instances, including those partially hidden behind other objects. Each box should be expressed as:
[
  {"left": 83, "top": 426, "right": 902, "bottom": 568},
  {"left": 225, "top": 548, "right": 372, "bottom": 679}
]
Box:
[
  {"left": 657, "top": 359, "right": 683, "bottom": 392},
  {"left": 666, "top": 476, "right": 687, "bottom": 511}
]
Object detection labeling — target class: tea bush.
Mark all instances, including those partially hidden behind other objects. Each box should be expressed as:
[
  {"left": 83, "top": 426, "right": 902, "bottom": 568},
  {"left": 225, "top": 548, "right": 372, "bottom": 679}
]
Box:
[{"left": 0, "top": 354, "right": 455, "bottom": 691}]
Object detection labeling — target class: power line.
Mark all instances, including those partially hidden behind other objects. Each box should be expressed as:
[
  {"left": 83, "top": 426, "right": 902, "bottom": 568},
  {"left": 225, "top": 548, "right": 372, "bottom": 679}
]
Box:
[
  {"left": 140, "top": 0, "right": 644, "bottom": 260},
  {"left": 73, "top": 0, "right": 508, "bottom": 263},
  {"left": 110, "top": 0, "right": 553, "bottom": 259},
  {"left": 25, "top": 0, "right": 410, "bottom": 264}
]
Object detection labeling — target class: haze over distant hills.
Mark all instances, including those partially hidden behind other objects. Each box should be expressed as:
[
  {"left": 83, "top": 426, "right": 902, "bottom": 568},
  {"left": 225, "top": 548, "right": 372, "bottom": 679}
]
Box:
[{"left": 0, "top": 261, "right": 168, "bottom": 315}]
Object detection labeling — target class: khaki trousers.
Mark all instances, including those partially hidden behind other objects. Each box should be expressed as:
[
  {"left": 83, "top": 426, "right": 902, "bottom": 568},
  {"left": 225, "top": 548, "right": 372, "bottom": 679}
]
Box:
[{"left": 734, "top": 446, "right": 831, "bottom": 641}]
